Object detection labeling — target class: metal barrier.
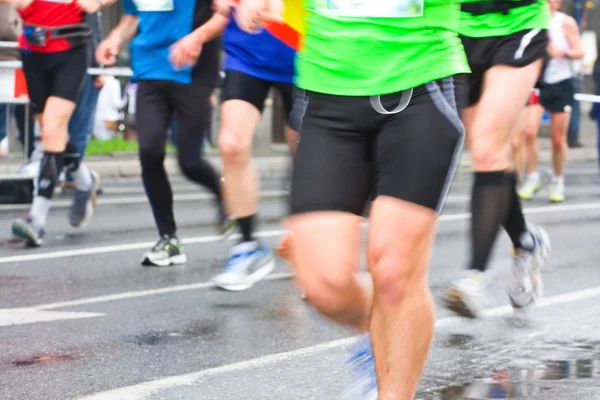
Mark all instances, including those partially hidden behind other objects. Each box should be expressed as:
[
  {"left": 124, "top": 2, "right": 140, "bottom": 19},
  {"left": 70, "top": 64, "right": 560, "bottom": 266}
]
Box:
[{"left": 0, "top": 59, "right": 133, "bottom": 172}]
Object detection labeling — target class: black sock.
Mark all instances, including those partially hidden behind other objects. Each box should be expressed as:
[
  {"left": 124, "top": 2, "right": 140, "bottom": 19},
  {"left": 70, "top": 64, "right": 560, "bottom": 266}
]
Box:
[
  {"left": 237, "top": 214, "right": 255, "bottom": 243},
  {"left": 469, "top": 171, "right": 512, "bottom": 272},
  {"left": 502, "top": 173, "right": 530, "bottom": 250}
]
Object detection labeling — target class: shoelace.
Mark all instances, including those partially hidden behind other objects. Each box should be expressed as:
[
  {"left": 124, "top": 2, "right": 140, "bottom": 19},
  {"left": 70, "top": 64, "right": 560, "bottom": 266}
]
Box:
[{"left": 152, "top": 237, "right": 172, "bottom": 252}]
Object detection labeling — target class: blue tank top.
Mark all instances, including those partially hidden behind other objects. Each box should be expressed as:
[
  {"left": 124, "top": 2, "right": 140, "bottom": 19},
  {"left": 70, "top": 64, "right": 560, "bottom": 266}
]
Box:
[{"left": 223, "top": 19, "right": 295, "bottom": 84}]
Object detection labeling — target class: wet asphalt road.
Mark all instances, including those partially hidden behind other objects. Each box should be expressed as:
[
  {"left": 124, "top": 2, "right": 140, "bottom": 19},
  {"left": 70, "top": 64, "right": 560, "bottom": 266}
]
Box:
[{"left": 0, "top": 162, "right": 599, "bottom": 400}]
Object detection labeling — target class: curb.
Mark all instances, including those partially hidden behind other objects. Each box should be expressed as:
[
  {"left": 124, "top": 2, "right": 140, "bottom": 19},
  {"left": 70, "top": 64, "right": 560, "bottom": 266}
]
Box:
[
  {"left": 85, "top": 149, "right": 598, "bottom": 179},
  {"left": 85, "top": 155, "right": 293, "bottom": 179}
]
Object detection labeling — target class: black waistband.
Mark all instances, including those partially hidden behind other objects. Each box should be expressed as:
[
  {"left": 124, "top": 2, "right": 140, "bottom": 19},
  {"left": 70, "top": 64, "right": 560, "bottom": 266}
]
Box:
[
  {"left": 461, "top": 0, "right": 539, "bottom": 16},
  {"left": 24, "top": 23, "right": 91, "bottom": 39}
]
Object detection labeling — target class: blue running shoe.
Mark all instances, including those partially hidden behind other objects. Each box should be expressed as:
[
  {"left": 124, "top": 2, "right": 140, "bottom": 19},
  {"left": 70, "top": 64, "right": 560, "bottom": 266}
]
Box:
[{"left": 342, "top": 334, "right": 378, "bottom": 400}]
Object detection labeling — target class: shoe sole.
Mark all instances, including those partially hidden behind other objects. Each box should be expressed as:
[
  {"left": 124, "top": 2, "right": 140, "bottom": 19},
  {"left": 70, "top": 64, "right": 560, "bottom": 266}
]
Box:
[
  {"left": 12, "top": 222, "right": 42, "bottom": 247},
  {"left": 214, "top": 258, "right": 275, "bottom": 292},
  {"left": 142, "top": 253, "right": 188, "bottom": 267},
  {"left": 70, "top": 171, "right": 101, "bottom": 229},
  {"left": 443, "top": 287, "right": 480, "bottom": 319}
]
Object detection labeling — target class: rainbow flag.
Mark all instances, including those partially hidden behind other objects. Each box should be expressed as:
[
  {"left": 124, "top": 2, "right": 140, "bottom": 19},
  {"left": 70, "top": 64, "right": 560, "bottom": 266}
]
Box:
[{"left": 264, "top": 0, "right": 306, "bottom": 51}]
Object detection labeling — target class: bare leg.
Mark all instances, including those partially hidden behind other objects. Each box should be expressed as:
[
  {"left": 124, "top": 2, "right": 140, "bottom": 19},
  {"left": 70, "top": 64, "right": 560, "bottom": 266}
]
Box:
[
  {"left": 368, "top": 196, "right": 437, "bottom": 400},
  {"left": 286, "top": 211, "right": 371, "bottom": 330}
]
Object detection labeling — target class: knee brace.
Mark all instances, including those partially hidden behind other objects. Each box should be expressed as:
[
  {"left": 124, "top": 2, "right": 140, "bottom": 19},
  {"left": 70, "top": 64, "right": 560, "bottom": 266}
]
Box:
[
  {"left": 63, "top": 141, "right": 81, "bottom": 173},
  {"left": 36, "top": 151, "right": 64, "bottom": 199}
]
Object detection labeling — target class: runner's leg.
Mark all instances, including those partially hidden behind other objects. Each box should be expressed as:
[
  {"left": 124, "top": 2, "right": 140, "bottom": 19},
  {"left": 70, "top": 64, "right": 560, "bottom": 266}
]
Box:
[
  {"left": 519, "top": 103, "right": 545, "bottom": 200},
  {"left": 169, "top": 81, "right": 228, "bottom": 231},
  {"left": 12, "top": 49, "right": 86, "bottom": 246},
  {"left": 213, "top": 71, "right": 274, "bottom": 291}
]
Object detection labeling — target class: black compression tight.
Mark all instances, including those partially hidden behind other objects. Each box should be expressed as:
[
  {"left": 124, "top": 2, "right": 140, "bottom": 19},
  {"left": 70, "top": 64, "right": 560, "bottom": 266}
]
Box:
[{"left": 136, "top": 80, "right": 223, "bottom": 237}]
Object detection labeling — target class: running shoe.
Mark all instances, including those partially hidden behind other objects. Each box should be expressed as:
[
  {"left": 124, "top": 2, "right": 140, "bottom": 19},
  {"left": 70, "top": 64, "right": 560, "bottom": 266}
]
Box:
[
  {"left": 142, "top": 235, "right": 187, "bottom": 267},
  {"left": 212, "top": 241, "right": 274, "bottom": 291},
  {"left": 518, "top": 175, "right": 542, "bottom": 200},
  {"left": 507, "top": 225, "right": 551, "bottom": 309},
  {"left": 69, "top": 170, "right": 100, "bottom": 228},
  {"left": 215, "top": 200, "right": 235, "bottom": 236},
  {"left": 548, "top": 181, "right": 565, "bottom": 203},
  {"left": 12, "top": 217, "right": 45, "bottom": 247},
  {"left": 342, "top": 334, "right": 378, "bottom": 400},
  {"left": 443, "top": 270, "right": 487, "bottom": 319}
]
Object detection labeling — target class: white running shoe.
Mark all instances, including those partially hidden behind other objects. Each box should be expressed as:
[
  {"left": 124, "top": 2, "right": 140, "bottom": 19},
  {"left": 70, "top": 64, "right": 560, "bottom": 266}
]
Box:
[
  {"left": 444, "top": 270, "right": 487, "bottom": 319},
  {"left": 507, "top": 225, "right": 551, "bottom": 309},
  {"left": 212, "top": 241, "right": 275, "bottom": 291}
]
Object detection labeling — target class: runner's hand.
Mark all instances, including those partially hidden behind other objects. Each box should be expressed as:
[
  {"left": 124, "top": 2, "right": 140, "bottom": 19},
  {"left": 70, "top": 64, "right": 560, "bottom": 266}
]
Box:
[
  {"left": 170, "top": 31, "right": 204, "bottom": 69},
  {"left": 96, "top": 37, "right": 121, "bottom": 66},
  {"left": 93, "top": 76, "right": 105, "bottom": 89},
  {"left": 77, "top": 0, "right": 102, "bottom": 13},
  {"left": 214, "top": 0, "right": 233, "bottom": 16},
  {"left": 235, "top": 0, "right": 284, "bottom": 33}
]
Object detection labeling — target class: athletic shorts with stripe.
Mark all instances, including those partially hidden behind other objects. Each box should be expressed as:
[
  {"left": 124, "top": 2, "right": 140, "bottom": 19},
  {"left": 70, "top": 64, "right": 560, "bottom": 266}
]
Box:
[
  {"left": 460, "top": 29, "right": 549, "bottom": 107},
  {"left": 289, "top": 75, "right": 467, "bottom": 216}
]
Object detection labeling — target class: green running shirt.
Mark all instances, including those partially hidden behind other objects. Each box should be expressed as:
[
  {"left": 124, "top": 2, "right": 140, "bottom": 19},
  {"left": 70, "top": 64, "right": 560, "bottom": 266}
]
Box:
[
  {"left": 295, "top": 0, "right": 470, "bottom": 96},
  {"left": 459, "top": 0, "right": 551, "bottom": 38}
]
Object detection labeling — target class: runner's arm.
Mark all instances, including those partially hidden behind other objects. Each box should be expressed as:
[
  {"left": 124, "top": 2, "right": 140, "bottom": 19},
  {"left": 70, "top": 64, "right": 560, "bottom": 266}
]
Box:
[
  {"left": 106, "top": 15, "right": 139, "bottom": 44},
  {"left": 189, "top": 12, "right": 230, "bottom": 45},
  {"left": 563, "top": 17, "right": 584, "bottom": 60}
]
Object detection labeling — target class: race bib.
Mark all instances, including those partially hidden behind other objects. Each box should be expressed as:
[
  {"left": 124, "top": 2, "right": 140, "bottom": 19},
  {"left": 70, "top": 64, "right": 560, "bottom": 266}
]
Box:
[
  {"left": 316, "top": 0, "right": 423, "bottom": 18},
  {"left": 133, "top": 0, "right": 174, "bottom": 12}
]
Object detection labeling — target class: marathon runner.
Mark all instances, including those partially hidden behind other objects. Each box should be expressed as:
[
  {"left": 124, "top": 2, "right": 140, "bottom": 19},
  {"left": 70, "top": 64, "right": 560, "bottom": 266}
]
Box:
[
  {"left": 236, "top": 0, "right": 468, "bottom": 397},
  {"left": 10, "top": 0, "right": 110, "bottom": 246},
  {"left": 97, "top": 0, "right": 231, "bottom": 266},
  {"left": 444, "top": 0, "right": 552, "bottom": 318},
  {"left": 518, "top": 0, "right": 583, "bottom": 203},
  {"left": 210, "top": 7, "right": 298, "bottom": 291}
]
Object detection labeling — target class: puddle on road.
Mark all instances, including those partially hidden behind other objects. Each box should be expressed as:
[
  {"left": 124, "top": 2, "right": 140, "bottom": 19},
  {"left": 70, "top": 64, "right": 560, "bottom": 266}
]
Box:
[
  {"left": 128, "top": 321, "right": 223, "bottom": 346},
  {"left": 9, "top": 354, "right": 74, "bottom": 368},
  {"left": 423, "top": 359, "right": 600, "bottom": 399}
]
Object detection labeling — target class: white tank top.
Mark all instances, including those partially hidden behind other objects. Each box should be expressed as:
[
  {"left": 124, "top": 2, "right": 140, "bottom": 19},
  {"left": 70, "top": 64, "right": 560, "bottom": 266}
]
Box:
[{"left": 544, "top": 11, "right": 573, "bottom": 84}]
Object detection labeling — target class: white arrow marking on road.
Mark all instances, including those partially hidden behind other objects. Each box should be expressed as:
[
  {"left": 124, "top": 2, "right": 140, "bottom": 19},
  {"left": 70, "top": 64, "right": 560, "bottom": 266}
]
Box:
[{"left": 0, "top": 308, "right": 104, "bottom": 327}]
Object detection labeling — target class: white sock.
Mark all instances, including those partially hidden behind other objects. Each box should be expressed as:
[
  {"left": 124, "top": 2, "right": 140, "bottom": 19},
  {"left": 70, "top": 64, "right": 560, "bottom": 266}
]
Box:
[
  {"left": 29, "top": 196, "right": 51, "bottom": 231},
  {"left": 528, "top": 171, "right": 540, "bottom": 181},
  {"left": 552, "top": 175, "right": 564, "bottom": 185},
  {"left": 72, "top": 163, "right": 93, "bottom": 191}
]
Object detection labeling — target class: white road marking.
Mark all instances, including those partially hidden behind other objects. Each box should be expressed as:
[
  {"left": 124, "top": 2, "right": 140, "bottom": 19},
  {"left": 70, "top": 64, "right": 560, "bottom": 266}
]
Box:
[
  {"left": 0, "top": 308, "right": 104, "bottom": 327},
  {"left": 74, "top": 285, "right": 600, "bottom": 400},
  {"left": 3, "top": 201, "right": 600, "bottom": 266},
  {"left": 0, "top": 190, "right": 289, "bottom": 211},
  {"left": 34, "top": 272, "right": 293, "bottom": 311},
  {"left": 0, "top": 229, "right": 285, "bottom": 265}
]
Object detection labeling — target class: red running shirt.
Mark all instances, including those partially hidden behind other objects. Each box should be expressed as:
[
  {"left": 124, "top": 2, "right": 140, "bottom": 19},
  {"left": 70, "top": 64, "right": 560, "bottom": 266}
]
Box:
[{"left": 18, "top": 0, "right": 85, "bottom": 53}]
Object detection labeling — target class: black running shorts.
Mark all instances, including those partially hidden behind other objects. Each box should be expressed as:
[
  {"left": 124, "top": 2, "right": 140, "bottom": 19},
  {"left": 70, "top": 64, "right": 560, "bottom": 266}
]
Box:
[
  {"left": 220, "top": 70, "right": 300, "bottom": 131},
  {"left": 290, "top": 76, "right": 466, "bottom": 216},
  {"left": 461, "top": 29, "right": 548, "bottom": 107},
  {"left": 21, "top": 46, "right": 88, "bottom": 114},
  {"left": 539, "top": 78, "right": 574, "bottom": 113}
]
